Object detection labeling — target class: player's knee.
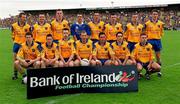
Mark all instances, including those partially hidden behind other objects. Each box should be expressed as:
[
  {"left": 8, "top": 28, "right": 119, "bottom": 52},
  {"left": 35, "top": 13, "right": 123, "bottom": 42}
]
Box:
[
  {"left": 90, "top": 60, "right": 96, "bottom": 66},
  {"left": 59, "top": 61, "right": 64, "bottom": 67},
  {"left": 104, "top": 60, "right": 111, "bottom": 66},
  {"left": 69, "top": 61, "right": 74, "bottom": 67},
  {"left": 14, "top": 60, "right": 19, "bottom": 66},
  {"left": 126, "top": 60, "right": 132, "bottom": 65},
  {"left": 137, "top": 64, "right": 143, "bottom": 72},
  {"left": 74, "top": 59, "right": 80, "bottom": 66},
  {"left": 114, "top": 61, "right": 119, "bottom": 66}
]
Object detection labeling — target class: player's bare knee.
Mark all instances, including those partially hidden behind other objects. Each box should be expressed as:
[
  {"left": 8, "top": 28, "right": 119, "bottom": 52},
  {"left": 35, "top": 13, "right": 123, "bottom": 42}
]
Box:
[
  {"left": 69, "top": 61, "right": 74, "bottom": 67},
  {"left": 59, "top": 61, "right": 64, "bottom": 67},
  {"left": 14, "top": 60, "right": 19, "bottom": 66}
]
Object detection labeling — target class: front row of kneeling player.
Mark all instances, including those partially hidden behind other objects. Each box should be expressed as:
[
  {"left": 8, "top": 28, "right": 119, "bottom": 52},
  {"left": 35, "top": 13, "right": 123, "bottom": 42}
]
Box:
[{"left": 14, "top": 28, "right": 161, "bottom": 83}]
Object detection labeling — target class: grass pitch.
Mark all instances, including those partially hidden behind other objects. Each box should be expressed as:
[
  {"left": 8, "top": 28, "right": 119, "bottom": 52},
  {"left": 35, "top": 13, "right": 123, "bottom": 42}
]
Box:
[{"left": 0, "top": 29, "right": 180, "bottom": 104}]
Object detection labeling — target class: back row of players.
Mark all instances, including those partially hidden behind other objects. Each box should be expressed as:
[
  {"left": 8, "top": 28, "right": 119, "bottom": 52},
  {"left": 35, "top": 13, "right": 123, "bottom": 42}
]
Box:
[{"left": 12, "top": 9, "right": 164, "bottom": 81}]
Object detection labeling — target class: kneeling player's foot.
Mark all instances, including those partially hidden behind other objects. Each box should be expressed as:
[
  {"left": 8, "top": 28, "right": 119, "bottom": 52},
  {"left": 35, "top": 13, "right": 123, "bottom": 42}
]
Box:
[
  {"left": 145, "top": 74, "right": 150, "bottom": 80},
  {"left": 157, "top": 72, "right": 162, "bottom": 77},
  {"left": 12, "top": 75, "right": 18, "bottom": 80},
  {"left": 21, "top": 79, "right": 25, "bottom": 84}
]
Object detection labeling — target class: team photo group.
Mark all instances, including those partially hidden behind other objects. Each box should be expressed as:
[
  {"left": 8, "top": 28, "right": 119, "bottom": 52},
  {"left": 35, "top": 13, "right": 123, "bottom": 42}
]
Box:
[{"left": 11, "top": 9, "right": 164, "bottom": 83}]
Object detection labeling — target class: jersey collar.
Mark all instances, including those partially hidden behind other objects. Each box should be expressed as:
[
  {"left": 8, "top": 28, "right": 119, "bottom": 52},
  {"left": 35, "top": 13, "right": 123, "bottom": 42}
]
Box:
[
  {"left": 46, "top": 42, "right": 53, "bottom": 48},
  {"left": 18, "top": 21, "right": 26, "bottom": 27},
  {"left": 26, "top": 41, "right": 34, "bottom": 47}
]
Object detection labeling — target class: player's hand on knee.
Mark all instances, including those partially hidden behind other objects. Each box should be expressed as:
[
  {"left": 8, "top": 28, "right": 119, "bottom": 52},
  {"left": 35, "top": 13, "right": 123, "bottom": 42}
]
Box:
[{"left": 22, "top": 60, "right": 29, "bottom": 67}]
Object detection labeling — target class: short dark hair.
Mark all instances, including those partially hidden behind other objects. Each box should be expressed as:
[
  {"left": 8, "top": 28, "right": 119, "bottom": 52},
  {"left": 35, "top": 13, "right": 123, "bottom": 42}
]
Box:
[
  {"left": 140, "top": 33, "right": 147, "bottom": 37},
  {"left": 110, "top": 13, "right": 116, "bottom": 16},
  {"left": 152, "top": 9, "right": 159, "bottom": 13},
  {"left": 132, "top": 12, "right": 138, "bottom": 16},
  {"left": 80, "top": 30, "right": 87, "bottom": 35},
  {"left": 62, "top": 28, "right": 69, "bottom": 31},
  {"left": 56, "top": 9, "right": 63, "bottom": 12},
  {"left": 25, "top": 32, "right": 33, "bottom": 37},
  {"left": 99, "top": 32, "right": 106, "bottom": 37},
  {"left": 116, "top": 32, "right": 123, "bottom": 37},
  {"left": 19, "top": 12, "right": 26, "bottom": 18},
  {"left": 46, "top": 34, "right": 53, "bottom": 38},
  {"left": 39, "top": 12, "right": 45, "bottom": 16}
]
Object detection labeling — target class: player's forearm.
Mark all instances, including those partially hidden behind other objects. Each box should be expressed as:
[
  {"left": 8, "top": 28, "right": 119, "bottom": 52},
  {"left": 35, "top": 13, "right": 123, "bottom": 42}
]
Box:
[
  {"left": 34, "top": 57, "right": 40, "bottom": 62},
  {"left": 59, "top": 55, "right": 65, "bottom": 63},
  {"left": 68, "top": 54, "right": 74, "bottom": 62},
  {"left": 92, "top": 55, "right": 97, "bottom": 60},
  {"left": 89, "top": 55, "right": 92, "bottom": 61}
]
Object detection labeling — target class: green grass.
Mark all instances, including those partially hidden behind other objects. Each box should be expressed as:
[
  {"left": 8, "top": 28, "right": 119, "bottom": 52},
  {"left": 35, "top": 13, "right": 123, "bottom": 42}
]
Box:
[{"left": 0, "top": 29, "right": 180, "bottom": 104}]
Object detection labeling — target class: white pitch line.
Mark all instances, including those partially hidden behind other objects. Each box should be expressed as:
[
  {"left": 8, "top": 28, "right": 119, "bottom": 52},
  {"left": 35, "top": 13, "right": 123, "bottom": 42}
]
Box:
[{"left": 163, "top": 62, "right": 180, "bottom": 69}]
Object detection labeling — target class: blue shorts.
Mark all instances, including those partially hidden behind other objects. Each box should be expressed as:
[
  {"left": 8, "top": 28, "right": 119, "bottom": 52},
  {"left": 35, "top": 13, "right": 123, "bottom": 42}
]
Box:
[
  {"left": 91, "top": 39, "right": 98, "bottom": 45},
  {"left": 53, "top": 40, "right": 59, "bottom": 44},
  {"left": 119, "top": 59, "right": 125, "bottom": 63},
  {"left": 148, "top": 39, "right": 162, "bottom": 52},
  {"left": 35, "top": 41, "right": 43, "bottom": 52},
  {"left": 13, "top": 43, "right": 21, "bottom": 53},
  {"left": 99, "top": 59, "right": 108, "bottom": 65},
  {"left": 137, "top": 61, "right": 150, "bottom": 70},
  {"left": 128, "top": 42, "right": 137, "bottom": 52},
  {"left": 64, "top": 58, "right": 69, "bottom": 62}
]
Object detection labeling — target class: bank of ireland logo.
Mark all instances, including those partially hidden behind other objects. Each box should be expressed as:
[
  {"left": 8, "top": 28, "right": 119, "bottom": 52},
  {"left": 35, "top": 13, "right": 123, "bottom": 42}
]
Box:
[{"left": 115, "top": 71, "right": 135, "bottom": 83}]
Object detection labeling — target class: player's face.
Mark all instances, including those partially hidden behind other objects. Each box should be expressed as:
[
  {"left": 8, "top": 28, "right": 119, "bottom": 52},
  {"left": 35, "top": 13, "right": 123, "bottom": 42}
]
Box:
[
  {"left": 39, "top": 14, "right": 45, "bottom": 23},
  {"left": 152, "top": 12, "right": 158, "bottom": 20},
  {"left": 56, "top": 11, "right": 63, "bottom": 19},
  {"left": 140, "top": 35, "right": 147, "bottom": 44},
  {"left": 132, "top": 15, "right": 138, "bottom": 22},
  {"left": 111, "top": 15, "right": 117, "bottom": 22},
  {"left": 80, "top": 32, "right": 88, "bottom": 42},
  {"left": 63, "top": 30, "right": 69, "bottom": 39},
  {"left": 93, "top": 13, "right": 100, "bottom": 21},
  {"left": 116, "top": 33, "right": 123, "bottom": 42},
  {"left": 26, "top": 35, "right": 33, "bottom": 43},
  {"left": 77, "top": 14, "right": 83, "bottom": 23},
  {"left": 20, "top": 14, "right": 26, "bottom": 23},
  {"left": 46, "top": 37, "right": 53, "bottom": 45},
  {"left": 99, "top": 34, "right": 106, "bottom": 43}
]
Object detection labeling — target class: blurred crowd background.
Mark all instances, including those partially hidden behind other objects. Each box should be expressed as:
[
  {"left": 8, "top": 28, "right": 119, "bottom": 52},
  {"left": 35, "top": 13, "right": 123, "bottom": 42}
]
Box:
[{"left": 0, "top": 4, "right": 179, "bottom": 30}]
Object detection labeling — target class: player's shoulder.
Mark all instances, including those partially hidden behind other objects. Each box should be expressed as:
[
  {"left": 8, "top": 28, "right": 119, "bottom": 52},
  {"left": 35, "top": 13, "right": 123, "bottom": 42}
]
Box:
[
  {"left": 138, "top": 23, "right": 143, "bottom": 27},
  {"left": 145, "top": 20, "right": 151, "bottom": 24},
  {"left": 69, "top": 39, "right": 75, "bottom": 43},
  {"left": 63, "top": 19, "right": 69, "bottom": 24},
  {"left": 75, "top": 40, "right": 80, "bottom": 44},
  {"left": 116, "top": 23, "right": 122, "bottom": 26},
  {"left": 45, "top": 23, "right": 51, "bottom": 27},
  {"left": 134, "top": 43, "right": 140, "bottom": 48},
  {"left": 51, "top": 19, "right": 56, "bottom": 24},
  {"left": 88, "top": 21, "right": 93, "bottom": 25},
  {"left": 21, "top": 42, "right": 26, "bottom": 47},
  {"left": 158, "top": 20, "right": 164, "bottom": 25},
  {"left": 111, "top": 42, "right": 116, "bottom": 46},
  {"left": 100, "top": 21, "right": 105, "bottom": 24},
  {"left": 12, "top": 22, "right": 18, "bottom": 27},
  {"left": 53, "top": 42, "right": 58, "bottom": 48},
  {"left": 88, "top": 39, "right": 93, "bottom": 44},
  {"left": 126, "top": 22, "right": 131, "bottom": 26},
  {"left": 123, "top": 41, "right": 128, "bottom": 46},
  {"left": 105, "top": 23, "right": 110, "bottom": 27},
  {"left": 106, "top": 42, "right": 111, "bottom": 46},
  {"left": 147, "top": 43, "right": 153, "bottom": 48}
]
